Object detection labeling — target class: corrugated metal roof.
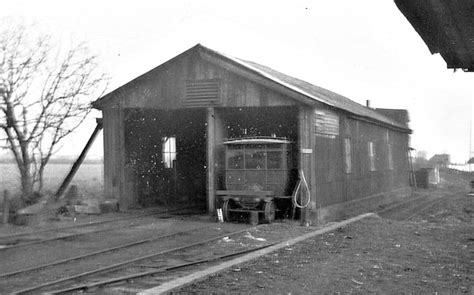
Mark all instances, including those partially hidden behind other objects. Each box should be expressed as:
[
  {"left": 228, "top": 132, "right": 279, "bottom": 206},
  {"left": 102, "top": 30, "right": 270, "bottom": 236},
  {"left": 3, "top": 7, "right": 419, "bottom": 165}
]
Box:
[{"left": 199, "top": 45, "right": 410, "bottom": 131}]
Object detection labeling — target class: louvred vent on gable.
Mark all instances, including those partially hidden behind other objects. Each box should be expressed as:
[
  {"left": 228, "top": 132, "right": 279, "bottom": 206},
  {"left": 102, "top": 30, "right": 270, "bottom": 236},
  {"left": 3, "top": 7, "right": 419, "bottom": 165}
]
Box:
[{"left": 185, "top": 79, "right": 221, "bottom": 107}]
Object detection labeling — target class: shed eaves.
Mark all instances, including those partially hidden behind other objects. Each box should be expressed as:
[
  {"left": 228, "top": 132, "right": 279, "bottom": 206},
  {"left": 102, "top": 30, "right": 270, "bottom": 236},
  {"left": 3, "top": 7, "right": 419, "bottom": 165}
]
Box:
[
  {"left": 93, "top": 44, "right": 410, "bottom": 132},
  {"left": 200, "top": 45, "right": 409, "bottom": 131}
]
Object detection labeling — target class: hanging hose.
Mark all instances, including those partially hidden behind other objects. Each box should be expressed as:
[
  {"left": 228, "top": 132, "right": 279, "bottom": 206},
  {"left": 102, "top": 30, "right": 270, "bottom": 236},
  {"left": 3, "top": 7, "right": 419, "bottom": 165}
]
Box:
[{"left": 292, "top": 169, "right": 311, "bottom": 209}]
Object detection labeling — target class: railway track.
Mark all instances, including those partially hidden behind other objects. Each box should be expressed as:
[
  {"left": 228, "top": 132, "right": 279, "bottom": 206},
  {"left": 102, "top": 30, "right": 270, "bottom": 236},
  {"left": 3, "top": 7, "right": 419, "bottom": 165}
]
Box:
[
  {"left": 49, "top": 243, "right": 275, "bottom": 294},
  {"left": 33, "top": 191, "right": 460, "bottom": 294},
  {"left": 7, "top": 225, "right": 263, "bottom": 294},
  {"left": 1, "top": 190, "right": 463, "bottom": 294},
  {"left": 0, "top": 224, "right": 213, "bottom": 279},
  {"left": 377, "top": 189, "right": 465, "bottom": 221},
  {"left": 0, "top": 205, "right": 204, "bottom": 250}
]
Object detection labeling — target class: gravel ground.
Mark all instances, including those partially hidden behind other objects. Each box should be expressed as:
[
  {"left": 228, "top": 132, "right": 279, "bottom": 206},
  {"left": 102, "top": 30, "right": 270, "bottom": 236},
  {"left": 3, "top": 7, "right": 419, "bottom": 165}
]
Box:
[
  {"left": 1, "top": 171, "right": 472, "bottom": 294},
  {"left": 176, "top": 183, "right": 473, "bottom": 294}
]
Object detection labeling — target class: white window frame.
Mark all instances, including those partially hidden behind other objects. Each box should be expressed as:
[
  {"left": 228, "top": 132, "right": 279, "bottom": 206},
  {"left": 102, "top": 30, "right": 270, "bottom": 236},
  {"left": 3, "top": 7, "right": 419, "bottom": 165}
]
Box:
[
  {"left": 344, "top": 137, "right": 352, "bottom": 173},
  {"left": 368, "top": 141, "right": 376, "bottom": 171},
  {"left": 162, "top": 136, "right": 176, "bottom": 168},
  {"left": 388, "top": 143, "right": 394, "bottom": 170}
]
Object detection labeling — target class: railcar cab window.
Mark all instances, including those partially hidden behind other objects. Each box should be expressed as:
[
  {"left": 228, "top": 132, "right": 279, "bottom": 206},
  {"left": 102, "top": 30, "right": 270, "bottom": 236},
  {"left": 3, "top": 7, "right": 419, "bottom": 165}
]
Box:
[
  {"left": 225, "top": 143, "right": 286, "bottom": 170},
  {"left": 227, "top": 145, "right": 244, "bottom": 169},
  {"left": 267, "top": 150, "right": 284, "bottom": 169},
  {"left": 245, "top": 149, "right": 266, "bottom": 169},
  {"left": 162, "top": 136, "right": 176, "bottom": 168}
]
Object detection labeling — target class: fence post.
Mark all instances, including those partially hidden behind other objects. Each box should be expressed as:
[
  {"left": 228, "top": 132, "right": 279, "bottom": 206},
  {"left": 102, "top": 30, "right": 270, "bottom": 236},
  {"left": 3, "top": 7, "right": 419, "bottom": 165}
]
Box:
[{"left": 2, "top": 190, "right": 9, "bottom": 225}]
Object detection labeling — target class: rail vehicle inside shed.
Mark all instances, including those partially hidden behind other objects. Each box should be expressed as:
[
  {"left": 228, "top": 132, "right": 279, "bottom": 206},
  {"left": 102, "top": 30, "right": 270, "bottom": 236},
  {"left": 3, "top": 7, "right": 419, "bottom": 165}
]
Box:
[
  {"left": 219, "top": 136, "right": 298, "bottom": 223},
  {"left": 123, "top": 106, "right": 299, "bottom": 219}
]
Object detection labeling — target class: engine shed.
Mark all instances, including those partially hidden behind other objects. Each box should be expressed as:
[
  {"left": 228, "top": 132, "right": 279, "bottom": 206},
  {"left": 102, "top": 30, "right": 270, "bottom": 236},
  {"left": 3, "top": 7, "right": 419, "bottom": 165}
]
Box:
[{"left": 92, "top": 44, "right": 412, "bottom": 224}]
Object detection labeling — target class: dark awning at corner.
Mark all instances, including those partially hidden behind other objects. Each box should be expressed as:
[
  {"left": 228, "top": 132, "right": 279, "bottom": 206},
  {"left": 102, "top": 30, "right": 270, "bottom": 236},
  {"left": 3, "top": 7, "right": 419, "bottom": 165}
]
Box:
[{"left": 395, "top": 0, "right": 474, "bottom": 72}]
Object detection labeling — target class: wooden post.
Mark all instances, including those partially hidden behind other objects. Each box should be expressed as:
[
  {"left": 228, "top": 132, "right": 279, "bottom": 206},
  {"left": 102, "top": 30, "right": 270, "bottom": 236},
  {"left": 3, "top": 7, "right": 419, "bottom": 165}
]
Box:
[
  {"left": 54, "top": 119, "right": 103, "bottom": 200},
  {"left": 2, "top": 190, "right": 9, "bottom": 225},
  {"left": 298, "top": 106, "right": 313, "bottom": 226},
  {"left": 207, "top": 107, "right": 216, "bottom": 214},
  {"left": 309, "top": 108, "right": 317, "bottom": 222},
  {"left": 408, "top": 148, "right": 417, "bottom": 190}
]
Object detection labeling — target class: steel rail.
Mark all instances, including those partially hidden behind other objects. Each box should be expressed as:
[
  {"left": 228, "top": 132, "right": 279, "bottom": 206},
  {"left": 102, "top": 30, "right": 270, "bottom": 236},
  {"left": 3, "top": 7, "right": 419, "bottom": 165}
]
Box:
[
  {"left": 0, "top": 206, "right": 203, "bottom": 250},
  {"left": 0, "top": 225, "right": 124, "bottom": 251},
  {"left": 404, "top": 196, "right": 450, "bottom": 221},
  {"left": 376, "top": 190, "right": 462, "bottom": 216},
  {"left": 0, "top": 225, "right": 213, "bottom": 278},
  {"left": 377, "top": 190, "right": 464, "bottom": 220},
  {"left": 376, "top": 194, "right": 432, "bottom": 216},
  {"left": 0, "top": 205, "right": 203, "bottom": 239},
  {"left": 12, "top": 226, "right": 257, "bottom": 294},
  {"left": 49, "top": 243, "right": 277, "bottom": 294}
]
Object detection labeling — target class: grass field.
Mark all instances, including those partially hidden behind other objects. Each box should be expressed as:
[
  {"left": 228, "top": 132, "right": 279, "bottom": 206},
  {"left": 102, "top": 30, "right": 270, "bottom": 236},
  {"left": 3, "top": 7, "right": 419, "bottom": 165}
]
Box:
[{"left": 0, "top": 163, "right": 104, "bottom": 201}]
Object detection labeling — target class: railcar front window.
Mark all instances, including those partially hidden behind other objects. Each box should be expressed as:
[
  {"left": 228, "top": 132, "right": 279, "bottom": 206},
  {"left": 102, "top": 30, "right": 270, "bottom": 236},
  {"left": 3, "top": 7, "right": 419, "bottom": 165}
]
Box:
[
  {"left": 245, "top": 150, "right": 266, "bottom": 169},
  {"left": 267, "top": 151, "right": 284, "bottom": 169},
  {"left": 227, "top": 147, "right": 244, "bottom": 169}
]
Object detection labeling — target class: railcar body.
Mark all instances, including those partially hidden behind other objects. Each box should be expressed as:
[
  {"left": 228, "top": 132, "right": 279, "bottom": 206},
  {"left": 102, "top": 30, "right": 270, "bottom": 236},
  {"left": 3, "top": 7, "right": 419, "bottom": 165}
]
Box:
[{"left": 217, "top": 137, "right": 295, "bottom": 223}]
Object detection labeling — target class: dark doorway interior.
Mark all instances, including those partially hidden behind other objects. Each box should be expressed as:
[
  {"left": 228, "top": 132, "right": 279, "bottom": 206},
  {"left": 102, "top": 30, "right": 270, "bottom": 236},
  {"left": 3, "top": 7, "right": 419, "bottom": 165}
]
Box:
[
  {"left": 124, "top": 109, "right": 207, "bottom": 207},
  {"left": 219, "top": 106, "right": 299, "bottom": 141},
  {"left": 216, "top": 106, "right": 300, "bottom": 191}
]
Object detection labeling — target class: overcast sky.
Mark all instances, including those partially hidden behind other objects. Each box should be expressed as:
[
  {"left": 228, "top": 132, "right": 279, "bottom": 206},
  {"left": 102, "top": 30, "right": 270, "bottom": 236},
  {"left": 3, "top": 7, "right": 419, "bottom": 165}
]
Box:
[{"left": 2, "top": 0, "right": 473, "bottom": 163}]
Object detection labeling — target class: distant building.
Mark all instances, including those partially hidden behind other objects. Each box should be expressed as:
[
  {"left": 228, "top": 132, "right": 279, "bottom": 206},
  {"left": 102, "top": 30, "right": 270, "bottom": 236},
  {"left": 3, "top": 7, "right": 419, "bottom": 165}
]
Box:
[{"left": 429, "top": 154, "right": 450, "bottom": 168}]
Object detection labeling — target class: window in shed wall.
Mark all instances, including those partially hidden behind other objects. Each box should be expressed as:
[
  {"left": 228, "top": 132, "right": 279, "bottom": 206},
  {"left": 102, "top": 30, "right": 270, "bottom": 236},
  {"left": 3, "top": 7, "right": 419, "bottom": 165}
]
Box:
[
  {"left": 384, "top": 130, "right": 393, "bottom": 170},
  {"left": 388, "top": 144, "right": 394, "bottom": 170},
  {"left": 344, "top": 137, "right": 352, "bottom": 173},
  {"left": 368, "top": 141, "right": 376, "bottom": 171},
  {"left": 162, "top": 136, "right": 176, "bottom": 168}
]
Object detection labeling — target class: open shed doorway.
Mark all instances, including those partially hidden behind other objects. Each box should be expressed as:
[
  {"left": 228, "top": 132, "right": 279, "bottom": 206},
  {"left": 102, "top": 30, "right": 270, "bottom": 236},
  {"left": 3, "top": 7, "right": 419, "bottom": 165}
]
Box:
[
  {"left": 216, "top": 106, "right": 300, "bottom": 190},
  {"left": 219, "top": 106, "right": 299, "bottom": 145},
  {"left": 124, "top": 109, "right": 207, "bottom": 208}
]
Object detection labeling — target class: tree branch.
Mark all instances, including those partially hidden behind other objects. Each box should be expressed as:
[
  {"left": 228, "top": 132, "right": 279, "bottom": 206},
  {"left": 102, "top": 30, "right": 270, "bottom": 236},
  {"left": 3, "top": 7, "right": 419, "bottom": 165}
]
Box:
[{"left": 0, "top": 20, "right": 108, "bottom": 197}]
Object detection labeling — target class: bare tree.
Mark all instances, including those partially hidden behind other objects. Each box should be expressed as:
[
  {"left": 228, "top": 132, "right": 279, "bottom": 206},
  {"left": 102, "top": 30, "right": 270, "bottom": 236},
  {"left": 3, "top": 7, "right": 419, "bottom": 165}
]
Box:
[{"left": 0, "top": 22, "right": 107, "bottom": 203}]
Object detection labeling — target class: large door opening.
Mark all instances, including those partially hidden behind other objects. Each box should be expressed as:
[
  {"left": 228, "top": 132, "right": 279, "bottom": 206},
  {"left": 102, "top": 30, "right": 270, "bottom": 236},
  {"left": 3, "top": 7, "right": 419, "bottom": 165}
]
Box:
[
  {"left": 124, "top": 109, "right": 207, "bottom": 208},
  {"left": 215, "top": 106, "right": 300, "bottom": 190}
]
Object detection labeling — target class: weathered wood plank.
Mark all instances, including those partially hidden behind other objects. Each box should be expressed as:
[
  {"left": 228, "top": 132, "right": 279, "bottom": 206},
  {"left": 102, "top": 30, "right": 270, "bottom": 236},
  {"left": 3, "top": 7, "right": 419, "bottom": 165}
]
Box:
[{"left": 207, "top": 107, "right": 216, "bottom": 214}]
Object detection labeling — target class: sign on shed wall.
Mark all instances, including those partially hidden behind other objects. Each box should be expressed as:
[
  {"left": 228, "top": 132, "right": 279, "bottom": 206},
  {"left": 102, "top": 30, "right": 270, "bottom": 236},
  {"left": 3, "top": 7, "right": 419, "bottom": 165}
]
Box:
[{"left": 314, "top": 109, "right": 340, "bottom": 138}]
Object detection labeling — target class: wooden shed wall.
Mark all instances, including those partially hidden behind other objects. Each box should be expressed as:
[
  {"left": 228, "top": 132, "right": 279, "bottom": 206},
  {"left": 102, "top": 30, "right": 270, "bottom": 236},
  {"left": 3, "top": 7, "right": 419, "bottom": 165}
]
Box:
[
  {"left": 102, "top": 52, "right": 296, "bottom": 110},
  {"left": 314, "top": 110, "right": 410, "bottom": 208},
  {"left": 102, "top": 106, "right": 130, "bottom": 206}
]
